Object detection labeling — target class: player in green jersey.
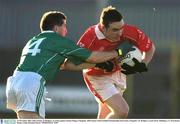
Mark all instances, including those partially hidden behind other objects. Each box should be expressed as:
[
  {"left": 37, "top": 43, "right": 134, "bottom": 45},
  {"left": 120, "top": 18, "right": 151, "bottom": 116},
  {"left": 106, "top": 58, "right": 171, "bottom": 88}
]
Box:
[{"left": 6, "top": 11, "right": 134, "bottom": 119}]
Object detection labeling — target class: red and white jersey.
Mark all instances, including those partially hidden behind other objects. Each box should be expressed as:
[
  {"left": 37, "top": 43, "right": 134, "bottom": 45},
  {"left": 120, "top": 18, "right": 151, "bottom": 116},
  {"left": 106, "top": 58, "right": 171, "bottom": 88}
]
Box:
[{"left": 77, "top": 23, "right": 153, "bottom": 76}]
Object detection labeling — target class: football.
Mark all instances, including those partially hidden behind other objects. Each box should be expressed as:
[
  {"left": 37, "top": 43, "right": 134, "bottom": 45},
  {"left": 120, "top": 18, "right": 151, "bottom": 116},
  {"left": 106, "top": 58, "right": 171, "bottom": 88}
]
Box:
[{"left": 119, "top": 46, "right": 143, "bottom": 66}]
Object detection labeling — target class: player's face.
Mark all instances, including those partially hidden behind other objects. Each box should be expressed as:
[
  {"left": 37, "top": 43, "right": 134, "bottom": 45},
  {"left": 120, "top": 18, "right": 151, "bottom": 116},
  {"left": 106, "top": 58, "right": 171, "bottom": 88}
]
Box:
[
  {"left": 103, "top": 20, "right": 124, "bottom": 42},
  {"left": 55, "top": 19, "right": 67, "bottom": 37}
]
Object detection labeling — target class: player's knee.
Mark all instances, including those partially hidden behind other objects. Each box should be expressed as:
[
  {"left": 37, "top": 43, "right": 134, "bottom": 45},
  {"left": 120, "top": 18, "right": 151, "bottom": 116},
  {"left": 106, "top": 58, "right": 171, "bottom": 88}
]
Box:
[
  {"left": 114, "top": 105, "right": 129, "bottom": 118},
  {"left": 17, "top": 110, "right": 42, "bottom": 119},
  {"left": 121, "top": 106, "right": 129, "bottom": 118}
]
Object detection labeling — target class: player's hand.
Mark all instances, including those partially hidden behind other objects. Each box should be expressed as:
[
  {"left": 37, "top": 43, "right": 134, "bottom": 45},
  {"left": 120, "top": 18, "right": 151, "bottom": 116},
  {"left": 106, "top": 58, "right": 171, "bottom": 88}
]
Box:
[
  {"left": 95, "top": 61, "right": 114, "bottom": 72},
  {"left": 116, "top": 41, "right": 136, "bottom": 56},
  {"left": 121, "top": 58, "right": 148, "bottom": 75},
  {"left": 121, "top": 63, "right": 137, "bottom": 75},
  {"left": 131, "top": 58, "right": 148, "bottom": 73}
]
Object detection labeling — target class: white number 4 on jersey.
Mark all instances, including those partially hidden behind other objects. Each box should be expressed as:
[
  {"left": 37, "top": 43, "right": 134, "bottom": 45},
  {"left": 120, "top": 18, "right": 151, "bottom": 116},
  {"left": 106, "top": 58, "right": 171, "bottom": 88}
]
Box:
[{"left": 22, "top": 38, "right": 45, "bottom": 56}]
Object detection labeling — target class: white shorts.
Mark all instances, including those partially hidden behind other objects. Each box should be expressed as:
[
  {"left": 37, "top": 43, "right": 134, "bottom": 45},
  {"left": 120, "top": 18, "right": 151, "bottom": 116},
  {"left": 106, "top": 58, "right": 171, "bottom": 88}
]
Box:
[
  {"left": 6, "top": 71, "right": 46, "bottom": 118},
  {"left": 83, "top": 70, "right": 126, "bottom": 103}
]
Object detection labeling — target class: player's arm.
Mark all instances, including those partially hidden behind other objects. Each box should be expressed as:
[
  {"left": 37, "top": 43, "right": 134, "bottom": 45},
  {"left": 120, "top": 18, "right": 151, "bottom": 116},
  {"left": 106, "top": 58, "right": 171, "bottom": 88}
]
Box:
[
  {"left": 121, "top": 25, "right": 156, "bottom": 74},
  {"left": 86, "top": 50, "right": 118, "bottom": 63},
  {"left": 60, "top": 59, "right": 95, "bottom": 71},
  {"left": 123, "top": 24, "right": 155, "bottom": 64},
  {"left": 61, "top": 43, "right": 132, "bottom": 71},
  {"left": 61, "top": 58, "right": 115, "bottom": 72},
  {"left": 62, "top": 38, "right": 132, "bottom": 64},
  {"left": 142, "top": 43, "right": 155, "bottom": 65},
  {"left": 58, "top": 37, "right": 119, "bottom": 64},
  {"left": 78, "top": 41, "right": 135, "bottom": 64}
]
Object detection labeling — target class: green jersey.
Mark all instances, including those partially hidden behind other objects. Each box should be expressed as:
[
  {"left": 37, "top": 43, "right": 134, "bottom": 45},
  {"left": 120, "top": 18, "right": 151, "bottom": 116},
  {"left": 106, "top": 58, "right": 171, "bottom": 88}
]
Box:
[{"left": 16, "top": 31, "right": 91, "bottom": 81}]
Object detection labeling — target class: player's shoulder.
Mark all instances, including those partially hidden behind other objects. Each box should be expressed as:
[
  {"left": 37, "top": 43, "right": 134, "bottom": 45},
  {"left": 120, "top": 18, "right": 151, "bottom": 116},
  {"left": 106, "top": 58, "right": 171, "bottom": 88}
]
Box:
[
  {"left": 83, "top": 25, "right": 96, "bottom": 36},
  {"left": 77, "top": 25, "right": 97, "bottom": 47},
  {"left": 123, "top": 24, "right": 139, "bottom": 31},
  {"left": 123, "top": 24, "right": 142, "bottom": 36},
  {"left": 49, "top": 32, "right": 72, "bottom": 42},
  {"left": 79, "top": 25, "right": 97, "bottom": 40}
]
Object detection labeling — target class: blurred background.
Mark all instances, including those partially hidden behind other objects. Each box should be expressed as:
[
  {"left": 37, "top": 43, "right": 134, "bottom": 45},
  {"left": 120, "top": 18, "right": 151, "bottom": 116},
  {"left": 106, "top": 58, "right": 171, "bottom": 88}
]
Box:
[{"left": 0, "top": 0, "right": 180, "bottom": 119}]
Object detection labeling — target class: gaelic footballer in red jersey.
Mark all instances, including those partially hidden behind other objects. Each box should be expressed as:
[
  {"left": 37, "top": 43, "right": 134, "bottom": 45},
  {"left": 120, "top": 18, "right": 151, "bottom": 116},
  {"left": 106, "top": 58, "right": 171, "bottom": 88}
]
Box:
[
  {"left": 77, "top": 6, "right": 155, "bottom": 119},
  {"left": 77, "top": 23, "right": 153, "bottom": 76}
]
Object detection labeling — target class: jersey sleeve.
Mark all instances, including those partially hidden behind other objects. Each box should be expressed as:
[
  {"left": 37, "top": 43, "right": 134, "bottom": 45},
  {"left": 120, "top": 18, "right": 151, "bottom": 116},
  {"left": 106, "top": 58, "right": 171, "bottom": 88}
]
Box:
[
  {"left": 122, "top": 24, "right": 153, "bottom": 52},
  {"left": 53, "top": 36, "right": 92, "bottom": 63},
  {"left": 64, "top": 38, "right": 92, "bottom": 63}
]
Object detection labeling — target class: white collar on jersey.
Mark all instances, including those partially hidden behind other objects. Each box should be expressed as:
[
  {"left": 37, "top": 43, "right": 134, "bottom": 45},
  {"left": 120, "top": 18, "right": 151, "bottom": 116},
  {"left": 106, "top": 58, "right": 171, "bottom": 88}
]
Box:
[
  {"left": 41, "top": 30, "right": 55, "bottom": 33},
  {"left": 95, "top": 25, "right": 106, "bottom": 40}
]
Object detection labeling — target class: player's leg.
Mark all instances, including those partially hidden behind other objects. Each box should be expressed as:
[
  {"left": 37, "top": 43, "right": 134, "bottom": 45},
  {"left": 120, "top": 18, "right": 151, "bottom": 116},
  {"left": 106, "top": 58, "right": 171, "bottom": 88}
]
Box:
[
  {"left": 17, "top": 111, "right": 42, "bottom": 119},
  {"left": 83, "top": 70, "right": 128, "bottom": 119},
  {"left": 97, "top": 102, "right": 111, "bottom": 119},
  {"left": 83, "top": 74, "right": 111, "bottom": 119},
  {"left": 101, "top": 70, "right": 128, "bottom": 119},
  {"left": 6, "top": 71, "right": 46, "bottom": 119},
  {"left": 16, "top": 93, "right": 45, "bottom": 119},
  {"left": 6, "top": 76, "right": 18, "bottom": 116},
  {"left": 16, "top": 74, "right": 46, "bottom": 119},
  {"left": 104, "top": 93, "right": 129, "bottom": 119},
  {"left": 97, "top": 93, "right": 129, "bottom": 119},
  {"left": 83, "top": 72, "right": 127, "bottom": 119}
]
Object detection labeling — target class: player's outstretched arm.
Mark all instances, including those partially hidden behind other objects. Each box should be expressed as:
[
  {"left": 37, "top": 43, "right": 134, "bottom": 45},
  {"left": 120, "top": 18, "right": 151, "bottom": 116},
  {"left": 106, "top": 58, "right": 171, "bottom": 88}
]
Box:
[
  {"left": 63, "top": 39, "right": 119, "bottom": 64},
  {"left": 60, "top": 59, "right": 95, "bottom": 71},
  {"left": 65, "top": 39, "right": 135, "bottom": 64},
  {"left": 61, "top": 59, "right": 114, "bottom": 71},
  {"left": 86, "top": 51, "right": 118, "bottom": 63},
  {"left": 86, "top": 41, "right": 135, "bottom": 63}
]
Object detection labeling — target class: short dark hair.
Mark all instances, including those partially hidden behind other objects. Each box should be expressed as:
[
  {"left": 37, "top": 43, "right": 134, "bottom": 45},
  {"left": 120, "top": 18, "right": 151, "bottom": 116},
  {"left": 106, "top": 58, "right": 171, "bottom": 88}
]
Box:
[
  {"left": 40, "top": 11, "right": 67, "bottom": 31},
  {"left": 100, "top": 6, "right": 123, "bottom": 28}
]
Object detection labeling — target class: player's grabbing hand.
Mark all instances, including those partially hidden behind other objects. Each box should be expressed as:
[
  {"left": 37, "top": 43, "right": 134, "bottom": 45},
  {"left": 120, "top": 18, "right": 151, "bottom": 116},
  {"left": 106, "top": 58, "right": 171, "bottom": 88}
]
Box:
[
  {"left": 121, "top": 58, "right": 148, "bottom": 75},
  {"left": 95, "top": 61, "right": 114, "bottom": 72}
]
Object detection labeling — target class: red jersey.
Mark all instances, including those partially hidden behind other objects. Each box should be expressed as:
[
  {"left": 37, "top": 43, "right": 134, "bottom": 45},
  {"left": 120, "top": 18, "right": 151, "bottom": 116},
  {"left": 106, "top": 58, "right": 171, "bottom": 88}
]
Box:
[{"left": 77, "top": 24, "right": 153, "bottom": 76}]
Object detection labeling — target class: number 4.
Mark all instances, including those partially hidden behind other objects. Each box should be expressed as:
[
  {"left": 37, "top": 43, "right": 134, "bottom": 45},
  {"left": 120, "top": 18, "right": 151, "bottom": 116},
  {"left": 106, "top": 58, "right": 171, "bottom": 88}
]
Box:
[{"left": 23, "top": 38, "right": 45, "bottom": 56}]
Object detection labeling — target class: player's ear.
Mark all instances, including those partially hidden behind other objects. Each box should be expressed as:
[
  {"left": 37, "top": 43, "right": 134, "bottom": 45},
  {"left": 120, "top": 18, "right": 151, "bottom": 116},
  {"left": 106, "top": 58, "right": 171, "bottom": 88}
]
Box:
[
  {"left": 53, "top": 25, "right": 58, "bottom": 32},
  {"left": 101, "top": 25, "right": 106, "bottom": 32}
]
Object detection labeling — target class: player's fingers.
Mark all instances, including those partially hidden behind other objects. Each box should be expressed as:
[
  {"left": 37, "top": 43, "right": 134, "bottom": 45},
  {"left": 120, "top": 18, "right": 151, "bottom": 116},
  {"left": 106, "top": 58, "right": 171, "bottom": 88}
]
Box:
[
  {"left": 132, "top": 58, "right": 140, "bottom": 64},
  {"left": 121, "top": 70, "right": 128, "bottom": 75},
  {"left": 121, "top": 63, "right": 132, "bottom": 70},
  {"left": 121, "top": 70, "right": 135, "bottom": 75}
]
